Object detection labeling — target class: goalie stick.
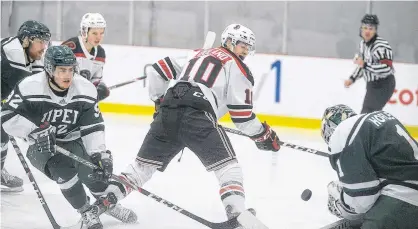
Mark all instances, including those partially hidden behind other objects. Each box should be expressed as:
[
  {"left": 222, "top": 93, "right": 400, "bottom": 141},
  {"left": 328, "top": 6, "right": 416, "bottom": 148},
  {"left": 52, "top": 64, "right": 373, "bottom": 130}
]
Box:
[
  {"left": 9, "top": 136, "right": 82, "bottom": 229},
  {"left": 55, "top": 145, "right": 268, "bottom": 229},
  {"left": 107, "top": 31, "right": 217, "bottom": 91}
]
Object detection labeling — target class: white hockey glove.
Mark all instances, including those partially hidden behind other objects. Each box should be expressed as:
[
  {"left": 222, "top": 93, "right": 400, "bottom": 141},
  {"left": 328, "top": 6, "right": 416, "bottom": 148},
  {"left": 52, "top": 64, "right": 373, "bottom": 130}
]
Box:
[{"left": 327, "top": 181, "right": 364, "bottom": 222}]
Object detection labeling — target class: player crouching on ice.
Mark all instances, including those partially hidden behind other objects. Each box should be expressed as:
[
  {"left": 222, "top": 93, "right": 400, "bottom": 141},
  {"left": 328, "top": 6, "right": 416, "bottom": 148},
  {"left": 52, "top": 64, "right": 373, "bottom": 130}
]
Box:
[
  {"left": 321, "top": 104, "right": 418, "bottom": 229},
  {"left": 113, "top": 24, "right": 280, "bottom": 228},
  {"left": 1, "top": 45, "right": 136, "bottom": 229}
]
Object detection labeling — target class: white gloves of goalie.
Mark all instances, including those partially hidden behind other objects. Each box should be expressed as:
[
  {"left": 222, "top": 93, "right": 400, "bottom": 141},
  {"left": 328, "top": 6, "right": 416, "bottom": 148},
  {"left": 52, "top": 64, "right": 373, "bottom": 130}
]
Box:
[{"left": 327, "top": 181, "right": 364, "bottom": 222}]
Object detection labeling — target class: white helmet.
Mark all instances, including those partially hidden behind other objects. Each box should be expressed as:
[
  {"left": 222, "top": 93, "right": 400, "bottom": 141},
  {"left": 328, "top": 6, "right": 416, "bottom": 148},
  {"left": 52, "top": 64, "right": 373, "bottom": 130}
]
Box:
[
  {"left": 221, "top": 24, "right": 256, "bottom": 55},
  {"left": 80, "top": 13, "right": 106, "bottom": 38}
]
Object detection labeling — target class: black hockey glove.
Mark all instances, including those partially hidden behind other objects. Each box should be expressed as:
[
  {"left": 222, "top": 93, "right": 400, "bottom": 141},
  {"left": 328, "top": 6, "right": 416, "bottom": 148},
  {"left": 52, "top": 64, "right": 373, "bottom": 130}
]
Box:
[
  {"left": 153, "top": 96, "right": 164, "bottom": 119},
  {"left": 94, "top": 81, "right": 110, "bottom": 101},
  {"left": 28, "top": 122, "right": 56, "bottom": 156},
  {"left": 250, "top": 122, "right": 280, "bottom": 152},
  {"left": 90, "top": 150, "right": 113, "bottom": 182}
]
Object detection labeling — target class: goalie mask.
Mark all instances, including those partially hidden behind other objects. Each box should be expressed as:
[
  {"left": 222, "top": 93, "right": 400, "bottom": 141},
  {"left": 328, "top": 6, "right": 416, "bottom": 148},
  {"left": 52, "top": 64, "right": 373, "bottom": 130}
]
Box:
[{"left": 321, "top": 104, "right": 357, "bottom": 145}]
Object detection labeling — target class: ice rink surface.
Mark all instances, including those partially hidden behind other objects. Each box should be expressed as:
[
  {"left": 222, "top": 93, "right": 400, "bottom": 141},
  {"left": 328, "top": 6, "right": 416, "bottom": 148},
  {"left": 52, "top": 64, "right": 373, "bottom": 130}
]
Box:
[{"left": 1, "top": 113, "right": 342, "bottom": 229}]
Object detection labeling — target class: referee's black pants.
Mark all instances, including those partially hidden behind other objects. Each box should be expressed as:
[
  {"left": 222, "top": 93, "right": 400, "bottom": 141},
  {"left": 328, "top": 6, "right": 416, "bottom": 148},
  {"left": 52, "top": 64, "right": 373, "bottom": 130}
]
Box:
[{"left": 361, "top": 74, "right": 396, "bottom": 114}]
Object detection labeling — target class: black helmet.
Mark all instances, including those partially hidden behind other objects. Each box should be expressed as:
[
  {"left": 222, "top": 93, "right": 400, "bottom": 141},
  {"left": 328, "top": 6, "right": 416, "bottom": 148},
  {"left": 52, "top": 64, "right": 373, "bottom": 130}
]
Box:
[
  {"left": 17, "top": 20, "right": 51, "bottom": 42},
  {"left": 361, "top": 14, "right": 379, "bottom": 27},
  {"left": 44, "top": 45, "right": 78, "bottom": 76}
]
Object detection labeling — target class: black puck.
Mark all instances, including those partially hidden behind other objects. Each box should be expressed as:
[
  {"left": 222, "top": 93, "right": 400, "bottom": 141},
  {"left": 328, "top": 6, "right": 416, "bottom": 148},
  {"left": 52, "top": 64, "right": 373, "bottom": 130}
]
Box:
[{"left": 301, "top": 189, "right": 312, "bottom": 201}]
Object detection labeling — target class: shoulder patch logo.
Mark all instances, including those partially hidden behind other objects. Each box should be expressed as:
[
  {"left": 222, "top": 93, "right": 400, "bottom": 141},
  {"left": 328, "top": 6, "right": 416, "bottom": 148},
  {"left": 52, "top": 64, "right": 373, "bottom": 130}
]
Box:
[{"left": 63, "top": 41, "right": 76, "bottom": 50}]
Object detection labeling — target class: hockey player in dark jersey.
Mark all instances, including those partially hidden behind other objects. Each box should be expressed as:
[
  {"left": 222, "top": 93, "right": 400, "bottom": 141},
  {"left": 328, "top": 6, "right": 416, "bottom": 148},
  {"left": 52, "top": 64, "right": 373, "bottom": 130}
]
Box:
[
  {"left": 1, "top": 45, "right": 136, "bottom": 229},
  {"left": 1, "top": 20, "right": 51, "bottom": 192},
  {"left": 61, "top": 13, "right": 109, "bottom": 101},
  {"left": 321, "top": 104, "right": 418, "bottom": 229}
]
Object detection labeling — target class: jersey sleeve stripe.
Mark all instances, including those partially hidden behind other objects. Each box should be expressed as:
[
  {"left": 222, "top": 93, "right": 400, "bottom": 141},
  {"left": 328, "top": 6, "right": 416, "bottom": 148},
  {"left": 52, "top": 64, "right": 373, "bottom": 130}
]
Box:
[
  {"left": 74, "top": 53, "right": 86, "bottom": 58},
  {"left": 227, "top": 104, "right": 253, "bottom": 110},
  {"left": 231, "top": 113, "right": 256, "bottom": 123},
  {"left": 95, "top": 57, "right": 105, "bottom": 63},
  {"left": 229, "top": 110, "right": 252, "bottom": 117},
  {"left": 152, "top": 63, "right": 169, "bottom": 81},
  {"left": 341, "top": 180, "right": 380, "bottom": 190},
  {"left": 164, "top": 57, "right": 177, "bottom": 79},
  {"left": 80, "top": 123, "right": 104, "bottom": 137},
  {"left": 157, "top": 59, "right": 173, "bottom": 79},
  {"left": 343, "top": 184, "right": 381, "bottom": 197}
]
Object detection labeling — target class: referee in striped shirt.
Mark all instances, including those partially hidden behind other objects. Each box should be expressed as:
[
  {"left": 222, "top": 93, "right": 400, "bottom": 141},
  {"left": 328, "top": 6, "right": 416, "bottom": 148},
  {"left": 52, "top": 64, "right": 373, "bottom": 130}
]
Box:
[{"left": 344, "top": 14, "right": 396, "bottom": 114}]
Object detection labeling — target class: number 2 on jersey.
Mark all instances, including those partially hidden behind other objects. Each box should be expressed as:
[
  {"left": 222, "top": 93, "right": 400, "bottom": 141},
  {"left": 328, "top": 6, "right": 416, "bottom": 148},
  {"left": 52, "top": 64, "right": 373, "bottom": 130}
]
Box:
[{"left": 396, "top": 124, "right": 418, "bottom": 160}]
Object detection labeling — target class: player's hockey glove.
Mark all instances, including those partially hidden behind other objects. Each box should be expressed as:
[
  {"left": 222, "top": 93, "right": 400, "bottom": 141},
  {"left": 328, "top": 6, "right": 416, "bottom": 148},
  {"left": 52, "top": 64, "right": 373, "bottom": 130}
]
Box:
[
  {"left": 153, "top": 96, "right": 164, "bottom": 119},
  {"left": 28, "top": 122, "right": 56, "bottom": 156},
  {"left": 93, "top": 80, "right": 110, "bottom": 101},
  {"left": 250, "top": 122, "right": 280, "bottom": 152},
  {"left": 90, "top": 150, "right": 113, "bottom": 182}
]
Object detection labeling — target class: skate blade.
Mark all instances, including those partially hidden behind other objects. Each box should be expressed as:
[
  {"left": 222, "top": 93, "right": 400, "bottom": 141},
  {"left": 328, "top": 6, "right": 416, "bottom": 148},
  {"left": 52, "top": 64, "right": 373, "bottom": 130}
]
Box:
[
  {"left": 237, "top": 210, "right": 269, "bottom": 229},
  {"left": 1, "top": 185, "right": 24, "bottom": 193}
]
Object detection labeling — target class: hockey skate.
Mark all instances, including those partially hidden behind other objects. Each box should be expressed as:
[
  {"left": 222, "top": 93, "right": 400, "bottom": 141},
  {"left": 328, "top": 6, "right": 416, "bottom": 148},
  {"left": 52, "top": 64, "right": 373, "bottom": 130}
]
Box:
[
  {"left": 1, "top": 168, "right": 23, "bottom": 192},
  {"left": 94, "top": 192, "right": 138, "bottom": 224},
  {"left": 79, "top": 204, "right": 103, "bottom": 229}
]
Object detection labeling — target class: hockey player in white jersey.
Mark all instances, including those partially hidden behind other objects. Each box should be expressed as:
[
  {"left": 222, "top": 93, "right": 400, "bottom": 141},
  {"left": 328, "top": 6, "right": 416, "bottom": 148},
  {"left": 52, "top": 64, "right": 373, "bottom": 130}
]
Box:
[
  {"left": 116, "top": 24, "right": 280, "bottom": 228},
  {"left": 62, "top": 13, "right": 110, "bottom": 101}
]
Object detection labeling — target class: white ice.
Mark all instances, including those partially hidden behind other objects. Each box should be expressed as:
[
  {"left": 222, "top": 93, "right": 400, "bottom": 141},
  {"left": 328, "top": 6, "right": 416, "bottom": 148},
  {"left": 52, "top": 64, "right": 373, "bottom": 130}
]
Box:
[{"left": 1, "top": 113, "right": 341, "bottom": 229}]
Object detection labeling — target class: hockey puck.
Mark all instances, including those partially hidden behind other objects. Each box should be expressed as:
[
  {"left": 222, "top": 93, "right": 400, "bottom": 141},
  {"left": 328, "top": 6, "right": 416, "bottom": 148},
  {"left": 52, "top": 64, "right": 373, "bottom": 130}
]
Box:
[{"left": 301, "top": 189, "right": 312, "bottom": 201}]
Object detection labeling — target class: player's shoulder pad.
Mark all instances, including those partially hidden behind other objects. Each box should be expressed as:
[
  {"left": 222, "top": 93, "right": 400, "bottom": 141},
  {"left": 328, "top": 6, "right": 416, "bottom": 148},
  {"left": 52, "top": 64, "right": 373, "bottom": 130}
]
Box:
[
  {"left": 17, "top": 71, "right": 49, "bottom": 97},
  {"left": 329, "top": 114, "right": 366, "bottom": 155},
  {"left": 71, "top": 74, "right": 98, "bottom": 101},
  {"left": 61, "top": 37, "right": 80, "bottom": 51},
  {"left": 222, "top": 47, "right": 254, "bottom": 86},
  {"left": 1, "top": 37, "right": 26, "bottom": 66}
]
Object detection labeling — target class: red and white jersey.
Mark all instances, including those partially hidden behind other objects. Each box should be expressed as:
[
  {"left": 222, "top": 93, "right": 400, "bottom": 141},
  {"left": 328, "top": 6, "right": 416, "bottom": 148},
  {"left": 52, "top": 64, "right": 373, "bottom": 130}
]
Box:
[
  {"left": 147, "top": 47, "right": 264, "bottom": 137},
  {"left": 62, "top": 36, "right": 106, "bottom": 83}
]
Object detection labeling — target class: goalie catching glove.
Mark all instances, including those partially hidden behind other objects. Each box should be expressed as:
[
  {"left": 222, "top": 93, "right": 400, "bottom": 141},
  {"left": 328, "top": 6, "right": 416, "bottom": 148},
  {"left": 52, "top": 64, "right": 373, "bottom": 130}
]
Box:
[
  {"left": 28, "top": 122, "right": 56, "bottom": 156},
  {"left": 250, "top": 121, "right": 280, "bottom": 152},
  {"left": 90, "top": 150, "right": 113, "bottom": 182}
]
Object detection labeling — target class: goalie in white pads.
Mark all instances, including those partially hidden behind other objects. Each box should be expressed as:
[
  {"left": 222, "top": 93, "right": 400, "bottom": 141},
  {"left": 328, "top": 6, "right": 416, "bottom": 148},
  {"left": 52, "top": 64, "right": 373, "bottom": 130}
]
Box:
[
  {"left": 321, "top": 104, "right": 418, "bottom": 229},
  {"left": 115, "top": 24, "right": 279, "bottom": 228}
]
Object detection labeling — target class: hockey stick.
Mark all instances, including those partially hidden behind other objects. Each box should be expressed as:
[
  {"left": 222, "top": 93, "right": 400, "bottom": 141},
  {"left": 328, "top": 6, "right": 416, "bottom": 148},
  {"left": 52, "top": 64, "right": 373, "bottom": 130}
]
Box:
[
  {"left": 55, "top": 145, "right": 267, "bottom": 229},
  {"left": 108, "top": 76, "right": 147, "bottom": 90},
  {"left": 107, "top": 31, "right": 217, "bottom": 91},
  {"left": 221, "top": 126, "right": 330, "bottom": 157},
  {"left": 9, "top": 136, "right": 82, "bottom": 229}
]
